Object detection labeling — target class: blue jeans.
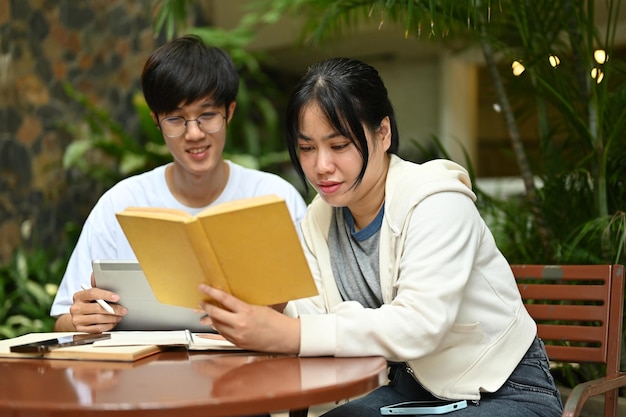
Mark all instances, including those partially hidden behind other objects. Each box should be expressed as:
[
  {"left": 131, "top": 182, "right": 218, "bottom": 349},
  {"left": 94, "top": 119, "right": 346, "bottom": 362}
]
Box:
[{"left": 321, "top": 337, "right": 563, "bottom": 417}]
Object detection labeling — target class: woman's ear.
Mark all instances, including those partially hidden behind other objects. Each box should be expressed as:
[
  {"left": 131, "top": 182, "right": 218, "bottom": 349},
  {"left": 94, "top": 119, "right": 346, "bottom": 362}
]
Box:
[{"left": 378, "top": 116, "right": 392, "bottom": 152}]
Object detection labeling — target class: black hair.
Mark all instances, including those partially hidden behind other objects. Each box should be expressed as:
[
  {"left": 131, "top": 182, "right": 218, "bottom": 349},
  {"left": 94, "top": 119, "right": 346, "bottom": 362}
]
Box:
[
  {"left": 141, "top": 35, "right": 239, "bottom": 117},
  {"left": 284, "top": 57, "right": 399, "bottom": 193}
]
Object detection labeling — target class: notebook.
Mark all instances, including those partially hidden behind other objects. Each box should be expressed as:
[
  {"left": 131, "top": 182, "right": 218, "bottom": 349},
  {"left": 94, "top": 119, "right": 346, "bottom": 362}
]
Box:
[
  {"left": 92, "top": 260, "right": 216, "bottom": 333},
  {"left": 0, "top": 332, "right": 162, "bottom": 362}
]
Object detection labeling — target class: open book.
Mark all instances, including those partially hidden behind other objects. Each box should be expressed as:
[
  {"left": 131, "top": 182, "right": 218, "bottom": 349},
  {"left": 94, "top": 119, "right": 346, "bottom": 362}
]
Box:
[
  {"left": 0, "top": 331, "right": 241, "bottom": 362},
  {"left": 92, "top": 331, "right": 241, "bottom": 351},
  {"left": 116, "top": 194, "right": 318, "bottom": 309}
]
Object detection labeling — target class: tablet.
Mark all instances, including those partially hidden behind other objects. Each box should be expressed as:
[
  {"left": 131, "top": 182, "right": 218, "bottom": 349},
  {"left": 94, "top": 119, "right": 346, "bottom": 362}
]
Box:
[{"left": 92, "top": 259, "right": 216, "bottom": 333}]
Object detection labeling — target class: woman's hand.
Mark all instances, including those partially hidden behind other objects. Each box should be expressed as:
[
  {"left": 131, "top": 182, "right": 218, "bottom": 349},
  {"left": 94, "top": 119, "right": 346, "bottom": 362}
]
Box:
[{"left": 199, "top": 284, "right": 300, "bottom": 354}]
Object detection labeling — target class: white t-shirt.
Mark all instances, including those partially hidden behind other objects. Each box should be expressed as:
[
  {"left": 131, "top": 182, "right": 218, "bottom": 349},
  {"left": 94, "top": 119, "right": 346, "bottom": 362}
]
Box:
[{"left": 50, "top": 161, "right": 307, "bottom": 317}]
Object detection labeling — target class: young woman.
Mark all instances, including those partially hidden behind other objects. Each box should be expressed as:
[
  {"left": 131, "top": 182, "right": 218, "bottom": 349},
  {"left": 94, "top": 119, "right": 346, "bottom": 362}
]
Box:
[{"left": 199, "top": 58, "right": 563, "bottom": 417}]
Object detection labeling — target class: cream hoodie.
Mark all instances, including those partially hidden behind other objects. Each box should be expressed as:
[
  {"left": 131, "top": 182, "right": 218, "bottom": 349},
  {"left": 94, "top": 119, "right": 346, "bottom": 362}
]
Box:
[{"left": 287, "top": 155, "right": 536, "bottom": 400}]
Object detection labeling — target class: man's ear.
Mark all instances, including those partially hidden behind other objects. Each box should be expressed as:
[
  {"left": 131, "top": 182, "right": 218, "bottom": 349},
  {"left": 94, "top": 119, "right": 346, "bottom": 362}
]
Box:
[
  {"left": 226, "top": 101, "right": 237, "bottom": 123},
  {"left": 150, "top": 111, "right": 159, "bottom": 128}
]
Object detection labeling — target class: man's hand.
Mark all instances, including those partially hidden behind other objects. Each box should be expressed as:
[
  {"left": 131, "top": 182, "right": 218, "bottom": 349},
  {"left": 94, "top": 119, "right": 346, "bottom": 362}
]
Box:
[
  {"left": 199, "top": 284, "right": 300, "bottom": 354},
  {"left": 54, "top": 275, "right": 127, "bottom": 333}
]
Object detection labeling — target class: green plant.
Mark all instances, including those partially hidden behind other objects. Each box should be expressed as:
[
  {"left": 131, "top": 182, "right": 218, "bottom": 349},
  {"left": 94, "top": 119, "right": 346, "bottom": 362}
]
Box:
[
  {"left": 62, "top": 83, "right": 172, "bottom": 189},
  {"left": 0, "top": 221, "right": 75, "bottom": 339},
  {"left": 477, "top": 0, "right": 626, "bottom": 264}
]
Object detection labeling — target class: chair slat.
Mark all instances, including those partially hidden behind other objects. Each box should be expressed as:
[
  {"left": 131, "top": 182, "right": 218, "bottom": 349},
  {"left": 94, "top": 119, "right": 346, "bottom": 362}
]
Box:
[
  {"left": 536, "top": 324, "right": 605, "bottom": 344},
  {"left": 544, "top": 344, "right": 606, "bottom": 363},
  {"left": 517, "top": 284, "right": 607, "bottom": 301},
  {"left": 512, "top": 264, "right": 614, "bottom": 281},
  {"left": 524, "top": 304, "right": 608, "bottom": 322}
]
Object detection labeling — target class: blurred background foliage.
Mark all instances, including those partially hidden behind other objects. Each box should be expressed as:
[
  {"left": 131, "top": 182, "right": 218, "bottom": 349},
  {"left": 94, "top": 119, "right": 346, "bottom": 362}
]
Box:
[{"left": 260, "top": 0, "right": 626, "bottom": 266}]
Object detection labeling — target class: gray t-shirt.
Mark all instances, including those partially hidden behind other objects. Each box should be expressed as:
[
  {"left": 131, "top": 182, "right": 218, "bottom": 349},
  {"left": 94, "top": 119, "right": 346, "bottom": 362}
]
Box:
[{"left": 328, "top": 205, "right": 384, "bottom": 308}]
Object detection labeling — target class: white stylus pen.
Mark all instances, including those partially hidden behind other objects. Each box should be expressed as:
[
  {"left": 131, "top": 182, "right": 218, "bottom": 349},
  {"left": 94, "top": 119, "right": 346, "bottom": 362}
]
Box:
[{"left": 80, "top": 284, "right": 115, "bottom": 314}]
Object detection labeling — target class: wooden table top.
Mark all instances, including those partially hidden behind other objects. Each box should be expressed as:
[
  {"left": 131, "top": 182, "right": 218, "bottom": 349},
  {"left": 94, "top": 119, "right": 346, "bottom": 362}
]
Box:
[{"left": 0, "top": 350, "right": 387, "bottom": 417}]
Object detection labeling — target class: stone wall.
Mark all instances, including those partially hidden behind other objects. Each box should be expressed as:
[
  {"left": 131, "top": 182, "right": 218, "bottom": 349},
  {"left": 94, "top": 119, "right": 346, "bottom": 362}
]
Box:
[{"left": 0, "top": 0, "right": 157, "bottom": 262}]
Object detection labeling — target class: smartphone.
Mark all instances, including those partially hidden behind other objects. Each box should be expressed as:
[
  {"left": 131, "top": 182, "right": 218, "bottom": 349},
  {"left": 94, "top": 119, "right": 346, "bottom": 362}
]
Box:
[
  {"left": 380, "top": 400, "right": 468, "bottom": 415},
  {"left": 10, "top": 333, "right": 111, "bottom": 353}
]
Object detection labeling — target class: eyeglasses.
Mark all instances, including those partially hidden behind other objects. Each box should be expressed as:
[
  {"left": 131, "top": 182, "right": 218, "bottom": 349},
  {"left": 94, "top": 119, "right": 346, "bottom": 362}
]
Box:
[{"left": 158, "top": 112, "right": 226, "bottom": 138}]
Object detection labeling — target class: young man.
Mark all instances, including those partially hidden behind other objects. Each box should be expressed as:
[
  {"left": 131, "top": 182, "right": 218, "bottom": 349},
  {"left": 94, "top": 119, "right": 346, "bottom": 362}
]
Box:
[{"left": 51, "top": 35, "right": 307, "bottom": 333}]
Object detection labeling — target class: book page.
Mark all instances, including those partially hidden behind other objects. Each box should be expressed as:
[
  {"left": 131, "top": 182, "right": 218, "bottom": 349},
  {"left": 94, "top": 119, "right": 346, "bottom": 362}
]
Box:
[
  {"left": 196, "top": 194, "right": 282, "bottom": 218},
  {"left": 198, "top": 198, "right": 318, "bottom": 305},
  {"left": 119, "top": 206, "right": 193, "bottom": 222},
  {"left": 116, "top": 215, "right": 216, "bottom": 308},
  {"left": 92, "top": 331, "right": 241, "bottom": 351}
]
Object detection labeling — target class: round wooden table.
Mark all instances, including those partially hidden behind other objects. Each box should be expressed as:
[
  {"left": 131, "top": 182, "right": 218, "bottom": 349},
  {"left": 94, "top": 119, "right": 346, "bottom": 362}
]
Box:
[{"left": 0, "top": 350, "right": 387, "bottom": 417}]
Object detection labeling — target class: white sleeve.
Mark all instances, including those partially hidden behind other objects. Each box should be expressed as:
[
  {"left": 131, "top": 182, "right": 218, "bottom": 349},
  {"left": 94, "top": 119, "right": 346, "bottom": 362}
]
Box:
[{"left": 49, "top": 195, "right": 129, "bottom": 317}]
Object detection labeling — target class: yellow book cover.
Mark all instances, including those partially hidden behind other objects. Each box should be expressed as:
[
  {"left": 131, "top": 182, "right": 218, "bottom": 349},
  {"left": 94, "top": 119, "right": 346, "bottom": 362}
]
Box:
[{"left": 115, "top": 194, "right": 318, "bottom": 309}]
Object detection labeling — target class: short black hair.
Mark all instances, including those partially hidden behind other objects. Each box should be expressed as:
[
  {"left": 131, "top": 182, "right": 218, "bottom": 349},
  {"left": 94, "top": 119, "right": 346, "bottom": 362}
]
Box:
[
  {"left": 285, "top": 57, "right": 399, "bottom": 193},
  {"left": 141, "top": 35, "right": 239, "bottom": 117}
]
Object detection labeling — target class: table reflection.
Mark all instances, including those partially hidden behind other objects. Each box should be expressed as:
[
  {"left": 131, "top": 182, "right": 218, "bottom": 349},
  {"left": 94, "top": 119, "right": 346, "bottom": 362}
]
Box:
[{"left": 0, "top": 350, "right": 387, "bottom": 416}]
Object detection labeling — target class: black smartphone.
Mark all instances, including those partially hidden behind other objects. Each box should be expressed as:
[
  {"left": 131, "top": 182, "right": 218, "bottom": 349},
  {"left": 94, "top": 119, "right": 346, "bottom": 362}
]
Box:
[
  {"left": 10, "top": 333, "right": 111, "bottom": 353},
  {"left": 380, "top": 400, "right": 468, "bottom": 415}
]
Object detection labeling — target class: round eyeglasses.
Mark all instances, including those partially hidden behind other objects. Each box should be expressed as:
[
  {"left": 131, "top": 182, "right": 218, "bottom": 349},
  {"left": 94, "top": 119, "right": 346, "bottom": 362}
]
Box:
[{"left": 158, "top": 112, "right": 226, "bottom": 138}]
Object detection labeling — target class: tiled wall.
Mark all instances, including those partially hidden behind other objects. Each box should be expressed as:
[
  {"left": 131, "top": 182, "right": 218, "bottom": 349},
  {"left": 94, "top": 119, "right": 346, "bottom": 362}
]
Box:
[{"left": 0, "top": 0, "right": 156, "bottom": 261}]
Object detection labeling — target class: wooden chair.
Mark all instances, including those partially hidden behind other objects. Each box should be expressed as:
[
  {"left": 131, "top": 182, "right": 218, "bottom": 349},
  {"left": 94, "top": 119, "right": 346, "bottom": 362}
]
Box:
[{"left": 512, "top": 264, "right": 626, "bottom": 417}]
